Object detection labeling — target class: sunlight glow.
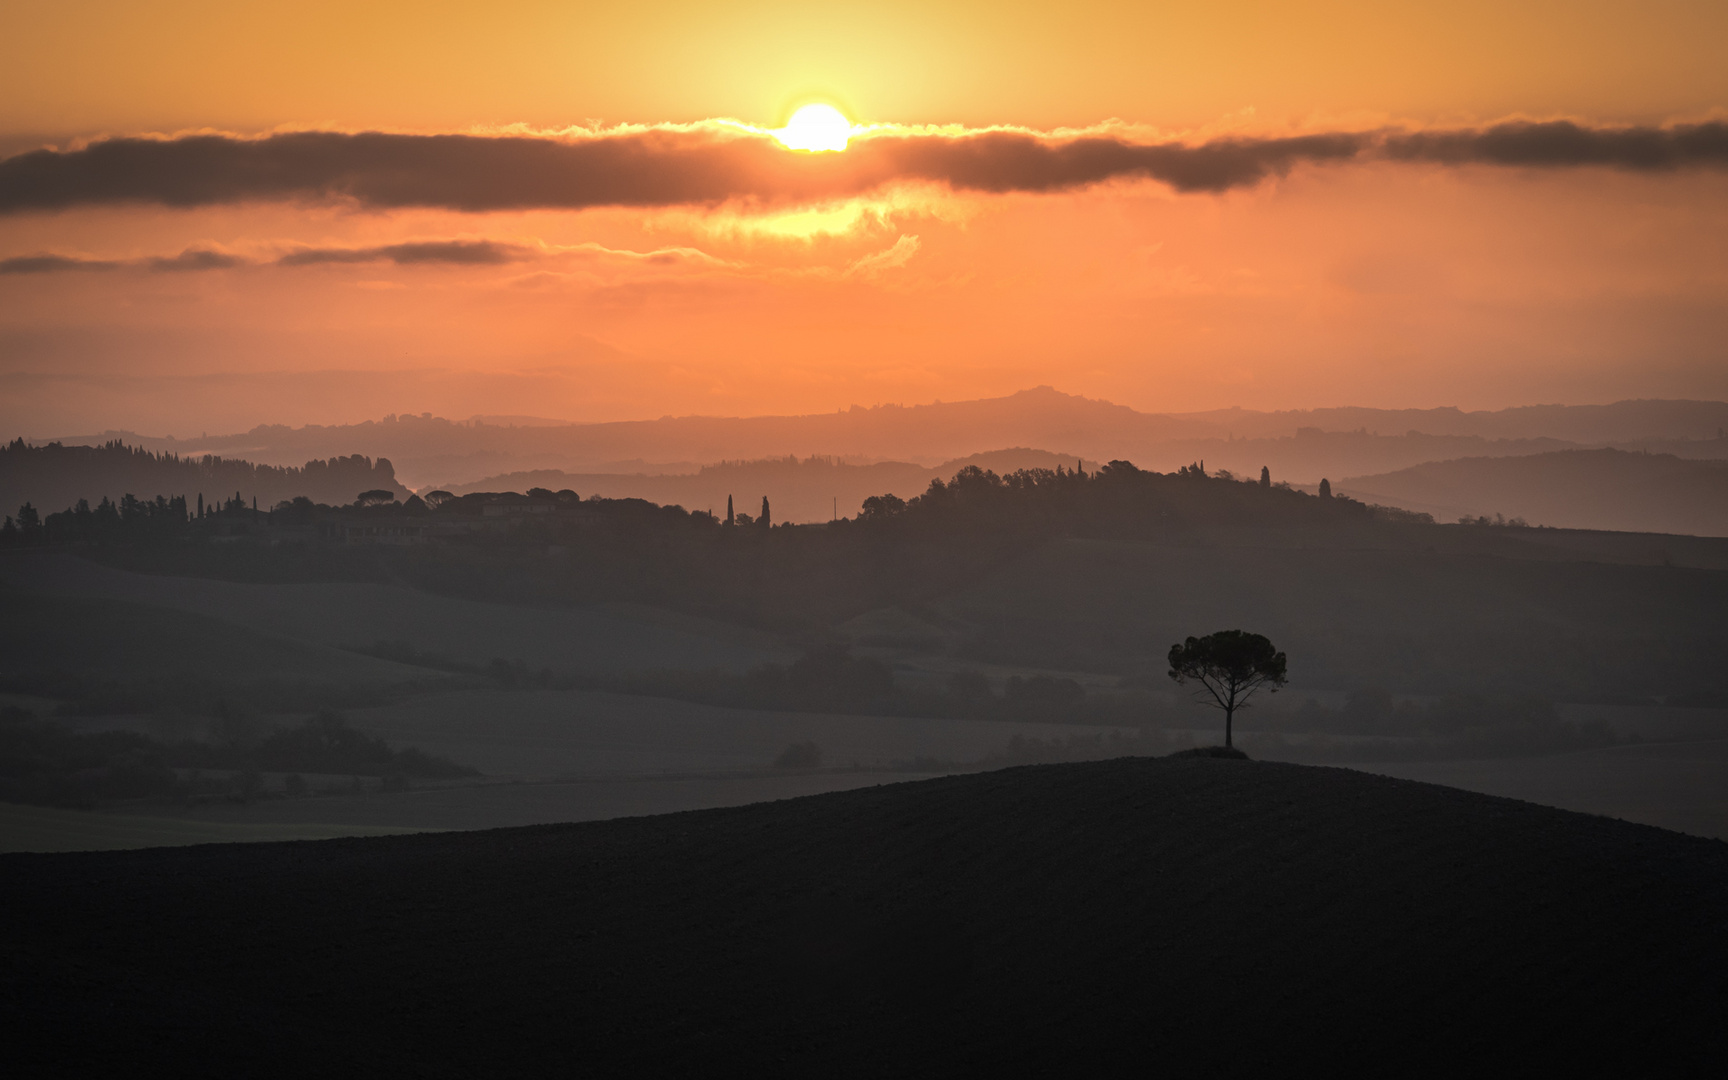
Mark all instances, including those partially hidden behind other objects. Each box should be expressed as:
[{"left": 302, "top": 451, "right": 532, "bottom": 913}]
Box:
[{"left": 775, "top": 104, "right": 853, "bottom": 152}]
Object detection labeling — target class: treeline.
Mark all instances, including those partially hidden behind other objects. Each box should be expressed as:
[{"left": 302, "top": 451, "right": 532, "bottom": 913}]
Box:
[
  {"left": 0, "top": 438, "right": 408, "bottom": 520},
  {"left": 4, "top": 455, "right": 1425, "bottom": 554},
  {"left": 0, "top": 707, "right": 475, "bottom": 809},
  {"left": 3, "top": 493, "right": 199, "bottom": 546},
  {"left": 849, "top": 460, "right": 1432, "bottom": 535}
]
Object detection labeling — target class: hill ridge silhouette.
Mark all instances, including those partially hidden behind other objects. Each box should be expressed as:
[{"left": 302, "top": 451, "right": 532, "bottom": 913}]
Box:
[
  {"left": 32, "top": 387, "right": 1728, "bottom": 483},
  {"left": 5, "top": 756, "right": 1724, "bottom": 1074}
]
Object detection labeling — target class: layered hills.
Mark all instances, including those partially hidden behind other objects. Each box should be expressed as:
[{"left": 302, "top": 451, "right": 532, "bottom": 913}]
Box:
[
  {"left": 4, "top": 757, "right": 1723, "bottom": 1074},
  {"left": 1341, "top": 448, "right": 1728, "bottom": 536},
  {"left": 36, "top": 388, "right": 1728, "bottom": 490},
  {"left": 11, "top": 389, "right": 1728, "bottom": 531}
]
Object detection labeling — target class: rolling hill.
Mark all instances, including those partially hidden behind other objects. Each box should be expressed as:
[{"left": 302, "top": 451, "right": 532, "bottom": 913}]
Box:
[
  {"left": 3, "top": 756, "right": 1723, "bottom": 1074},
  {"left": 1340, "top": 448, "right": 1728, "bottom": 535},
  {"left": 35, "top": 389, "right": 1728, "bottom": 490}
]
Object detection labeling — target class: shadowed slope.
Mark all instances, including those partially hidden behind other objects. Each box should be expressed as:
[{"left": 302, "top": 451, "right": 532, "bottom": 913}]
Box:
[
  {"left": 1341, "top": 448, "right": 1728, "bottom": 535},
  {"left": 4, "top": 758, "right": 1725, "bottom": 1074}
]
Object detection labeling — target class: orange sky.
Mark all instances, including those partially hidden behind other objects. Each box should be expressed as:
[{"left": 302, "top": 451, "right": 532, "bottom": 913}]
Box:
[{"left": 3, "top": 1, "right": 1726, "bottom": 436}]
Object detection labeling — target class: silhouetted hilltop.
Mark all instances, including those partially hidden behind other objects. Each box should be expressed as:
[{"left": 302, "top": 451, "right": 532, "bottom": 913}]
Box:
[
  {"left": 0, "top": 439, "right": 409, "bottom": 520},
  {"left": 441, "top": 449, "right": 1102, "bottom": 523},
  {"left": 4, "top": 757, "right": 1723, "bottom": 1074},
  {"left": 36, "top": 389, "right": 1728, "bottom": 489},
  {"left": 1341, "top": 448, "right": 1728, "bottom": 536}
]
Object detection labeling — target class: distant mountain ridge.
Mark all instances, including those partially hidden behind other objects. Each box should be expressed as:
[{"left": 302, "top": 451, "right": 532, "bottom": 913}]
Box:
[
  {"left": 35, "top": 388, "right": 1728, "bottom": 490},
  {"left": 1340, "top": 449, "right": 1728, "bottom": 536}
]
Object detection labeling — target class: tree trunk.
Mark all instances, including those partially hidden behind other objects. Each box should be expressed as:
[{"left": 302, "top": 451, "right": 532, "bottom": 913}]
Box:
[{"left": 1224, "top": 705, "right": 1234, "bottom": 748}]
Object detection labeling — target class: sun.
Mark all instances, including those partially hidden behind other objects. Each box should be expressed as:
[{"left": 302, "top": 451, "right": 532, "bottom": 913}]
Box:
[{"left": 775, "top": 104, "right": 853, "bottom": 152}]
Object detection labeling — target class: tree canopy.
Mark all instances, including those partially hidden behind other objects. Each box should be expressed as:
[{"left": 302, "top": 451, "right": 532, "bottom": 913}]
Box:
[{"left": 1168, "top": 630, "right": 1288, "bottom": 749}]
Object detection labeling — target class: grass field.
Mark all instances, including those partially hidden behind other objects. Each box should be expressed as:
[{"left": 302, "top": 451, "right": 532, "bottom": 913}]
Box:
[
  {"left": 0, "top": 585, "right": 424, "bottom": 686},
  {"left": 3, "top": 552, "right": 789, "bottom": 676},
  {"left": 936, "top": 535, "right": 1728, "bottom": 694},
  {"left": 7, "top": 545, "right": 1727, "bottom": 853},
  {"left": 341, "top": 687, "right": 1141, "bottom": 776}
]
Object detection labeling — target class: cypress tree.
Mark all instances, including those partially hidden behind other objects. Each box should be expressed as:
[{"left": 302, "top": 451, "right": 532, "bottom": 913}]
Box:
[
  {"left": 1319, "top": 478, "right": 1332, "bottom": 499},
  {"left": 726, "top": 495, "right": 734, "bottom": 525},
  {"left": 761, "top": 496, "right": 771, "bottom": 529},
  {"left": 1260, "top": 466, "right": 1271, "bottom": 488}
]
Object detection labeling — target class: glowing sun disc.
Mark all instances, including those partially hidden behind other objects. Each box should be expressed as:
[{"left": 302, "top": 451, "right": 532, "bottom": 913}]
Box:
[{"left": 776, "top": 104, "right": 852, "bottom": 152}]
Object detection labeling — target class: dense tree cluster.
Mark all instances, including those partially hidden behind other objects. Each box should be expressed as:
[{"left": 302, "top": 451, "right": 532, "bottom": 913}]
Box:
[
  {"left": 845, "top": 460, "right": 1428, "bottom": 537},
  {"left": 0, "top": 438, "right": 406, "bottom": 522}
]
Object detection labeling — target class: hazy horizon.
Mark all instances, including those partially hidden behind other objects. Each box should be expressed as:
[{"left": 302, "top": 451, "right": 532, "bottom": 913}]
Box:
[
  {"left": 19, "top": 385, "right": 1728, "bottom": 446},
  {"left": 7, "top": 5, "right": 1728, "bottom": 436}
]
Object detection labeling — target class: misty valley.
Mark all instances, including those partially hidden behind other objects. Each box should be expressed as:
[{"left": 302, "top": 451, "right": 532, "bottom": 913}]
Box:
[{"left": 4, "top": 439, "right": 1725, "bottom": 848}]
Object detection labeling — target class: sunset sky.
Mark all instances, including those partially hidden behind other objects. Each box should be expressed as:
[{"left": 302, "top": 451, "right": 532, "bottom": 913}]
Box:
[{"left": 3, "top": 1, "right": 1726, "bottom": 436}]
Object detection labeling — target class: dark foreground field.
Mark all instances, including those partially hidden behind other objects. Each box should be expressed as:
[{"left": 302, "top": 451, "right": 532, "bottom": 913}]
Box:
[{"left": 5, "top": 757, "right": 1726, "bottom": 1075}]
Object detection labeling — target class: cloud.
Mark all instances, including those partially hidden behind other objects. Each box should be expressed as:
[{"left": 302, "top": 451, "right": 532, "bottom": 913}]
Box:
[
  {"left": 554, "top": 241, "right": 736, "bottom": 267},
  {"left": 146, "top": 247, "right": 245, "bottom": 271},
  {"left": 5, "top": 119, "right": 1724, "bottom": 217},
  {"left": 0, "top": 253, "right": 122, "bottom": 274},
  {"left": 1384, "top": 119, "right": 1728, "bottom": 169},
  {"left": 848, "top": 234, "right": 920, "bottom": 276},
  {"left": 0, "top": 248, "right": 238, "bottom": 274},
  {"left": 278, "top": 239, "right": 531, "bottom": 266},
  {"left": 0, "top": 239, "right": 555, "bottom": 275}
]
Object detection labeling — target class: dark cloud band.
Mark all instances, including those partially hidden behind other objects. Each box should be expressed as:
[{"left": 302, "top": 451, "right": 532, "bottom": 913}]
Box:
[
  {"left": 277, "top": 240, "right": 530, "bottom": 265},
  {"left": 0, "top": 247, "right": 248, "bottom": 274},
  {"left": 0, "top": 120, "right": 1722, "bottom": 216},
  {"left": 0, "top": 253, "right": 122, "bottom": 274},
  {"left": 0, "top": 240, "right": 535, "bottom": 275}
]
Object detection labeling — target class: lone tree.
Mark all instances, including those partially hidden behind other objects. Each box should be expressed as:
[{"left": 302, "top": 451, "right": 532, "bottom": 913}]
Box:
[{"left": 1167, "top": 630, "right": 1288, "bottom": 749}]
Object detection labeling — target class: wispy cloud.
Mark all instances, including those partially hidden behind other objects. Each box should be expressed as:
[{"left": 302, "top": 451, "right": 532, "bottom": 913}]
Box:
[
  {"left": 0, "top": 238, "right": 739, "bottom": 277},
  {"left": 848, "top": 234, "right": 920, "bottom": 276},
  {"left": 3, "top": 120, "right": 1722, "bottom": 217}
]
